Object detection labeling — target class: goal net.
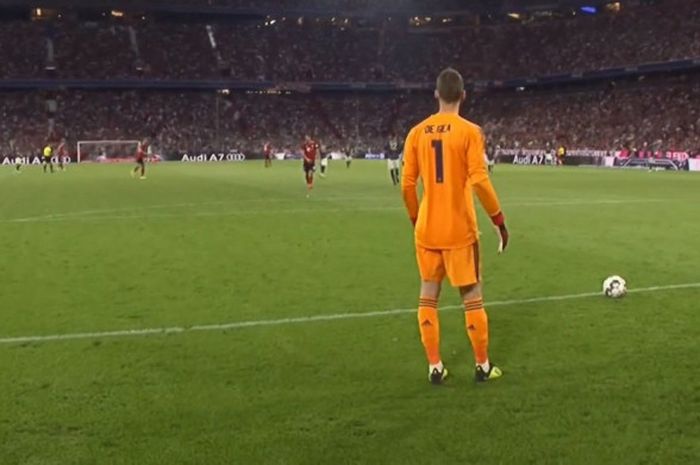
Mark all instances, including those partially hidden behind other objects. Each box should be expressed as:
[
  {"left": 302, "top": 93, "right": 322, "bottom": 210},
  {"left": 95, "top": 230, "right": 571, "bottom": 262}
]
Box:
[{"left": 76, "top": 140, "right": 141, "bottom": 163}]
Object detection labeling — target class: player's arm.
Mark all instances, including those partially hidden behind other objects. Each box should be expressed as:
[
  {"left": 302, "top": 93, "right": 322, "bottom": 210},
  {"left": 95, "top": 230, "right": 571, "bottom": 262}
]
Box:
[
  {"left": 301, "top": 145, "right": 311, "bottom": 163},
  {"left": 400, "top": 129, "right": 419, "bottom": 225},
  {"left": 467, "top": 128, "right": 509, "bottom": 252}
]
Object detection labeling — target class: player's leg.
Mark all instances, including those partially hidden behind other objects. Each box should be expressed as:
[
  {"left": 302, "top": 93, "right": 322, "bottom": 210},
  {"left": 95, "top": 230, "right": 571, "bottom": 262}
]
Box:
[
  {"left": 415, "top": 246, "right": 448, "bottom": 384},
  {"left": 445, "top": 244, "right": 502, "bottom": 382},
  {"left": 461, "top": 282, "right": 501, "bottom": 381},
  {"left": 304, "top": 163, "right": 314, "bottom": 196},
  {"left": 42, "top": 159, "right": 47, "bottom": 173},
  {"left": 392, "top": 162, "right": 400, "bottom": 186},
  {"left": 388, "top": 159, "right": 396, "bottom": 185},
  {"left": 320, "top": 160, "right": 326, "bottom": 177},
  {"left": 139, "top": 159, "right": 146, "bottom": 179}
]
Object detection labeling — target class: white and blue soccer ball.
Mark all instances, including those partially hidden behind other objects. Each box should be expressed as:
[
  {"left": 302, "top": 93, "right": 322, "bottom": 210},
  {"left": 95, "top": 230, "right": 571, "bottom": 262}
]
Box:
[{"left": 603, "top": 276, "right": 627, "bottom": 298}]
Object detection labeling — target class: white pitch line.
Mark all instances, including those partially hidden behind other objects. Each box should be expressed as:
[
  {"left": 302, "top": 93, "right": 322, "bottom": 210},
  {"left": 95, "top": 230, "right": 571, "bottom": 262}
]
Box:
[
  {"left": 5, "top": 205, "right": 404, "bottom": 223},
  {"left": 504, "top": 198, "right": 669, "bottom": 207},
  {"left": 2, "top": 195, "right": 384, "bottom": 223},
  {"left": 2, "top": 198, "right": 672, "bottom": 224},
  {"left": 1, "top": 282, "right": 697, "bottom": 346}
]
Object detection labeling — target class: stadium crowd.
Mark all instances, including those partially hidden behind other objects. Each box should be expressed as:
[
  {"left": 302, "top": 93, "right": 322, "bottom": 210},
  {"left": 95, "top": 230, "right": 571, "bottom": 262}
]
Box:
[
  {"left": 1, "top": 0, "right": 698, "bottom": 82},
  {"left": 2, "top": 0, "right": 698, "bottom": 159},
  {"left": 117, "top": 0, "right": 467, "bottom": 12},
  {"left": 2, "top": 75, "right": 698, "bottom": 158}
]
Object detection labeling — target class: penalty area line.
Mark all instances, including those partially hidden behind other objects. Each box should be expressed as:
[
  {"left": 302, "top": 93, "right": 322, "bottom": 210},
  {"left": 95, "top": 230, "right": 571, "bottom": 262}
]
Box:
[{"left": 1, "top": 282, "right": 698, "bottom": 346}]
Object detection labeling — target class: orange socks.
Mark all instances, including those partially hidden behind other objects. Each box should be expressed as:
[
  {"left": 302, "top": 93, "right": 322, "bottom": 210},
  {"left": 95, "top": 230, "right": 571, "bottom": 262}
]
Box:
[
  {"left": 464, "top": 297, "right": 489, "bottom": 365},
  {"left": 417, "top": 296, "right": 490, "bottom": 368},
  {"left": 418, "top": 297, "right": 441, "bottom": 365}
]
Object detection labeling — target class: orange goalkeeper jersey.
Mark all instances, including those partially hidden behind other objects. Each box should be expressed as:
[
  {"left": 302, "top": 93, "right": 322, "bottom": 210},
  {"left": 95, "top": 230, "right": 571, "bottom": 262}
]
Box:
[{"left": 401, "top": 112, "right": 503, "bottom": 249}]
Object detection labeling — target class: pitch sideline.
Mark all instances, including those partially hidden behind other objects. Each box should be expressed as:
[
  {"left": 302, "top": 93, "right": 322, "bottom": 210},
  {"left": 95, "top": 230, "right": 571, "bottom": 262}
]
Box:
[{"left": 0, "top": 282, "right": 697, "bottom": 345}]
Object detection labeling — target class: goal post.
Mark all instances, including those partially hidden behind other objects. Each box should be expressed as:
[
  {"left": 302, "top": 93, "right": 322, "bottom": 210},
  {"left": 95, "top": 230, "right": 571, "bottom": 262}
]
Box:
[{"left": 76, "top": 140, "right": 140, "bottom": 163}]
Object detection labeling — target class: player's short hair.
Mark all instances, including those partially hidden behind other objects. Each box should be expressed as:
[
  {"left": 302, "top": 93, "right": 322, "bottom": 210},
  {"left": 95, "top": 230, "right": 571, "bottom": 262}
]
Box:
[{"left": 436, "top": 68, "right": 464, "bottom": 104}]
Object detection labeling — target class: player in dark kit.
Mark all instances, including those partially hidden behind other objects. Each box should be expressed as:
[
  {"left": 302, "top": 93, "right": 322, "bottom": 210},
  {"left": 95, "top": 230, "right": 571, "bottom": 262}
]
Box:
[
  {"left": 132, "top": 139, "right": 148, "bottom": 179},
  {"left": 320, "top": 148, "right": 331, "bottom": 177},
  {"left": 263, "top": 142, "right": 273, "bottom": 168},
  {"left": 486, "top": 143, "right": 496, "bottom": 174},
  {"left": 301, "top": 135, "right": 320, "bottom": 196},
  {"left": 386, "top": 134, "right": 402, "bottom": 186}
]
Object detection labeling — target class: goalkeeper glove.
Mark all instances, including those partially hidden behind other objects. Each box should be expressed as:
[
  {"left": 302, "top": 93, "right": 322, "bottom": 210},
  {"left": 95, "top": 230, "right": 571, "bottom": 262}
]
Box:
[{"left": 490, "top": 212, "right": 509, "bottom": 253}]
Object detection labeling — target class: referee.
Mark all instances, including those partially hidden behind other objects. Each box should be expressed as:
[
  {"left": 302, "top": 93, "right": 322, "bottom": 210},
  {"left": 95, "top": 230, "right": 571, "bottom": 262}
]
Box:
[{"left": 42, "top": 143, "right": 54, "bottom": 173}]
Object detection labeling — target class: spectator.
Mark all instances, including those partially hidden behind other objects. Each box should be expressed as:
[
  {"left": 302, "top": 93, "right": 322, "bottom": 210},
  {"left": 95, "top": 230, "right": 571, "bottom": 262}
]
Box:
[{"left": 2, "top": 74, "right": 698, "bottom": 157}]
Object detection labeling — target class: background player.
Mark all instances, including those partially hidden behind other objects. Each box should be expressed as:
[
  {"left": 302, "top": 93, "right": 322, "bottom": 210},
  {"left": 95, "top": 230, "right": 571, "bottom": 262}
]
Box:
[
  {"left": 544, "top": 143, "right": 554, "bottom": 165},
  {"left": 42, "top": 142, "right": 54, "bottom": 173},
  {"left": 263, "top": 142, "right": 273, "bottom": 168},
  {"left": 344, "top": 144, "right": 353, "bottom": 168},
  {"left": 301, "top": 135, "right": 320, "bottom": 196},
  {"left": 14, "top": 154, "right": 22, "bottom": 173},
  {"left": 57, "top": 138, "right": 67, "bottom": 171},
  {"left": 132, "top": 139, "right": 148, "bottom": 179},
  {"left": 386, "top": 133, "right": 402, "bottom": 186},
  {"left": 485, "top": 140, "right": 496, "bottom": 174},
  {"left": 556, "top": 144, "right": 566, "bottom": 166},
  {"left": 401, "top": 68, "right": 510, "bottom": 385},
  {"left": 320, "top": 152, "right": 331, "bottom": 177}
]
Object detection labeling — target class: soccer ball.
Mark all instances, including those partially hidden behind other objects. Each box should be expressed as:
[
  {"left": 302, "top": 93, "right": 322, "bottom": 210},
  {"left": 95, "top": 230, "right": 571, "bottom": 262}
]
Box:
[{"left": 602, "top": 276, "right": 627, "bottom": 298}]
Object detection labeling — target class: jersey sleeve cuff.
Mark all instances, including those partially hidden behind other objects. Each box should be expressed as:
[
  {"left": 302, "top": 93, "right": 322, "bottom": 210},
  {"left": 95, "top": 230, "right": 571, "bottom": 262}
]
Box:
[{"left": 490, "top": 212, "right": 505, "bottom": 226}]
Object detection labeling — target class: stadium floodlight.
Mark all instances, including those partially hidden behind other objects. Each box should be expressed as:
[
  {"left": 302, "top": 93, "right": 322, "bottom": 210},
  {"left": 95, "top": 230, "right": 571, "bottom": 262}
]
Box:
[{"left": 76, "top": 140, "right": 141, "bottom": 163}]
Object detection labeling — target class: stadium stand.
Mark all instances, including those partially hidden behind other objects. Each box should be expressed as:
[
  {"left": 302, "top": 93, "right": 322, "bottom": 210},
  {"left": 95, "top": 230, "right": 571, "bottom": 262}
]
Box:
[
  {"left": 0, "top": 0, "right": 698, "bottom": 157},
  {"left": 1, "top": 1, "right": 699, "bottom": 81},
  {"left": 2, "top": 75, "right": 698, "bottom": 157}
]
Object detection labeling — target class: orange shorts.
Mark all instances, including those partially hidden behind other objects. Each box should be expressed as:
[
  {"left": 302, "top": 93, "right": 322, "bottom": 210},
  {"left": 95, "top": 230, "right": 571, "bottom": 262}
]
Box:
[{"left": 415, "top": 242, "right": 481, "bottom": 287}]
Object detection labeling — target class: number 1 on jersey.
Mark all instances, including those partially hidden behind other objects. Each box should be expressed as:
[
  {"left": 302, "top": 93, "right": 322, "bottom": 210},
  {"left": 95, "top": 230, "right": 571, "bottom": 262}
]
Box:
[{"left": 431, "top": 140, "right": 444, "bottom": 183}]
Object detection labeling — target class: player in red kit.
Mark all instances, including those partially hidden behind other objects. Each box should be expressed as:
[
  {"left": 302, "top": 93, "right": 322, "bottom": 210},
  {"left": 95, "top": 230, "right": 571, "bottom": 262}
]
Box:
[
  {"left": 301, "top": 135, "right": 320, "bottom": 196},
  {"left": 263, "top": 142, "right": 273, "bottom": 168},
  {"left": 57, "top": 138, "right": 67, "bottom": 171},
  {"left": 132, "top": 139, "right": 148, "bottom": 179}
]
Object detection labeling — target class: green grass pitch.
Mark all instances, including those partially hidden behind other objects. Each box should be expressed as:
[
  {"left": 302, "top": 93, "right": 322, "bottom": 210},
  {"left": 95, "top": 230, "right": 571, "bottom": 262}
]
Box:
[{"left": 0, "top": 161, "right": 698, "bottom": 465}]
